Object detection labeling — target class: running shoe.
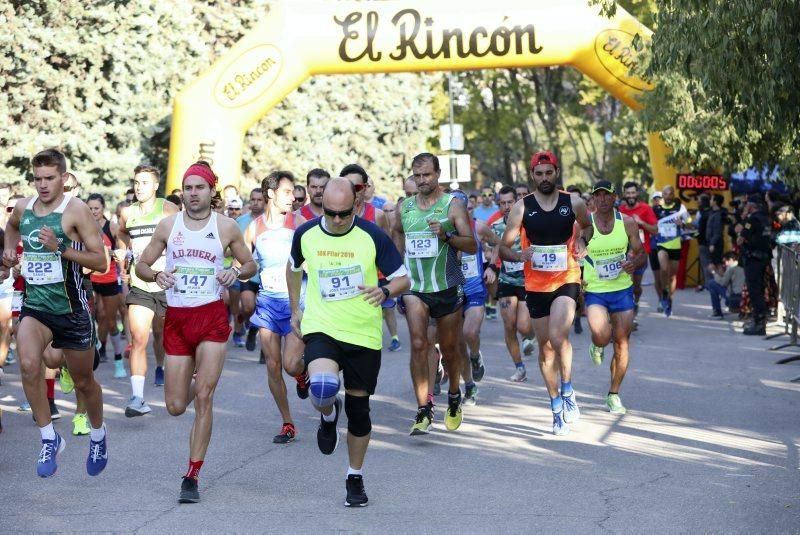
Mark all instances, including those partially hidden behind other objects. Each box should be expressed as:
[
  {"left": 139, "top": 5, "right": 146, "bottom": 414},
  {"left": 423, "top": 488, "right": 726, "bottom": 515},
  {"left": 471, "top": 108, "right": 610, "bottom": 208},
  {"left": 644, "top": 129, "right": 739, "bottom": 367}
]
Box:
[
  {"left": 123, "top": 344, "right": 132, "bottom": 360},
  {"left": 273, "top": 422, "right": 296, "bottom": 444},
  {"left": 562, "top": 390, "right": 580, "bottom": 424},
  {"left": 49, "top": 398, "right": 61, "bottom": 420},
  {"left": 179, "top": 476, "right": 200, "bottom": 504},
  {"left": 605, "top": 393, "right": 627, "bottom": 414},
  {"left": 573, "top": 316, "right": 583, "bottom": 334},
  {"left": 98, "top": 345, "right": 108, "bottom": 364},
  {"left": 345, "top": 474, "right": 369, "bottom": 507},
  {"left": 37, "top": 433, "right": 65, "bottom": 478},
  {"left": 521, "top": 337, "right": 535, "bottom": 357},
  {"left": 317, "top": 397, "right": 341, "bottom": 455},
  {"left": 19, "top": 401, "right": 31, "bottom": 412},
  {"left": 245, "top": 327, "right": 258, "bottom": 351},
  {"left": 295, "top": 372, "right": 309, "bottom": 400},
  {"left": 485, "top": 307, "right": 497, "bottom": 320},
  {"left": 444, "top": 392, "right": 463, "bottom": 431},
  {"left": 509, "top": 366, "right": 527, "bottom": 382},
  {"left": 58, "top": 366, "right": 74, "bottom": 394},
  {"left": 656, "top": 303, "right": 664, "bottom": 313},
  {"left": 86, "top": 424, "right": 108, "bottom": 476},
  {"left": 125, "top": 396, "right": 152, "bottom": 417},
  {"left": 463, "top": 384, "right": 478, "bottom": 406},
  {"left": 589, "top": 343, "right": 604, "bottom": 366},
  {"left": 387, "top": 337, "right": 402, "bottom": 352},
  {"left": 6, "top": 348, "right": 16, "bottom": 364},
  {"left": 72, "top": 413, "right": 90, "bottom": 436},
  {"left": 114, "top": 359, "right": 127, "bottom": 378},
  {"left": 232, "top": 331, "right": 245, "bottom": 348},
  {"left": 409, "top": 406, "right": 433, "bottom": 436},
  {"left": 552, "top": 410, "right": 569, "bottom": 436},
  {"left": 664, "top": 298, "right": 672, "bottom": 318},
  {"left": 154, "top": 366, "right": 165, "bottom": 387},
  {"left": 470, "top": 351, "right": 486, "bottom": 382}
]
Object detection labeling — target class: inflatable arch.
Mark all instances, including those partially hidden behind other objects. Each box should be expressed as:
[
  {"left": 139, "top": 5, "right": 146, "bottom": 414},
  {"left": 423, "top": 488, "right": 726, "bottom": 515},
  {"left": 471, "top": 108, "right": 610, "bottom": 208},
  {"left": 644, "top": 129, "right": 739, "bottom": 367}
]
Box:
[{"left": 166, "top": 0, "right": 676, "bottom": 192}]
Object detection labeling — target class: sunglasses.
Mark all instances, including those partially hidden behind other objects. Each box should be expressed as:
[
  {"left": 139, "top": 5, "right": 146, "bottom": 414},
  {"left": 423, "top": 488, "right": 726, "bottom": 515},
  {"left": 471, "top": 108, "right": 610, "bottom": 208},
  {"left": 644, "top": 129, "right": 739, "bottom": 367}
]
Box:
[
  {"left": 295, "top": 197, "right": 306, "bottom": 203},
  {"left": 323, "top": 206, "right": 355, "bottom": 218},
  {"left": 481, "top": 193, "right": 494, "bottom": 197},
  {"left": 353, "top": 183, "right": 366, "bottom": 193}
]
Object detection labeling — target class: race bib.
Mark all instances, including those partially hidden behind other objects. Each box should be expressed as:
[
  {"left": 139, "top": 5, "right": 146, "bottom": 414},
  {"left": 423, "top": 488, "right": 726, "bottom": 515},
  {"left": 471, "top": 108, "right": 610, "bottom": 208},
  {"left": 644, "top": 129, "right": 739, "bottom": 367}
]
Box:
[
  {"left": 174, "top": 266, "right": 218, "bottom": 297},
  {"left": 318, "top": 265, "right": 364, "bottom": 301},
  {"left": 461, "top": 254, "right": 479, "bottom": 279},
  {"left": 22, "top": 252, "right": 64, "bottom": 285},
  {"left": 11, "top": 290, "right": 23, "bottom": 313},
  {"left": 658, "top": 220, "right": 678, "bottom": 239},
  {"left": 405, "top": 232, "right": 439, "bottom": 258},
  {"left": 503, "top": 261, "right": 525, "bottom": 273},
  {"left": 530, "top": 245, "right": 568, "bottom": 272},
  {"left": 596, "top": 254, "right": 626, "bottom": 280},
  {"left": 260, "top": 266, "right": 287, "bottom": 294}
]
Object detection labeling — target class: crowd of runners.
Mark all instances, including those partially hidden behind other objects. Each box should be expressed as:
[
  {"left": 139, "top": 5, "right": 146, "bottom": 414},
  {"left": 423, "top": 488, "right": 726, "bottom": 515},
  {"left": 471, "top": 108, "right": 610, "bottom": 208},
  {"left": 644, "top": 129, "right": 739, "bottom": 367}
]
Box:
[{"left": 1, "top": 147, "right": 780, "bottom": 507}]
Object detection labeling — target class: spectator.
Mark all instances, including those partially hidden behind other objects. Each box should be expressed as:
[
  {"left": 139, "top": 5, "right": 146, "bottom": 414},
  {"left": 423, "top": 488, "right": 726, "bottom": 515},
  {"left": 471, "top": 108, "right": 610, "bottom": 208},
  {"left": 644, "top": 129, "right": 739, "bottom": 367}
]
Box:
[
  {"left": 695, "top": 194, "right": 711, "bottom": 290},
  {"left": 706, "top": 251, "right": 744, "bottom": 318},
  {"left": 226, "top": 197, "right": 243, "bottom": 219},
  {"left": 125, "top": 188, "right": 135, "bottom": 203},
  {"left": 738, "top": 194, "right": 774, "bottom": 335},
  {"left": 473, "top": 186, "right": 499, "bottom": 221},
  {"left": 773, "top": 203, "right": 800, "bottom": 247},
  {"left": 292, "top": 184, "right": 307, "bottom": 212},
  {"left": 705, "top": 194, "right": 726, "bottom": 266},
  {"left": 468, "top": 193, "right": 478, "bottom": 212}
]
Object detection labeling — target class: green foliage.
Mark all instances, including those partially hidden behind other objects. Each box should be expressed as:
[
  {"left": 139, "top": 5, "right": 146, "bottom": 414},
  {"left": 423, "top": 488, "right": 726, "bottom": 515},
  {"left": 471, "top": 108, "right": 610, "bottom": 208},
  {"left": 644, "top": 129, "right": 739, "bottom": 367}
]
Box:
[{"left": 0, "top": 1, "right": 436, "bottom": 201}]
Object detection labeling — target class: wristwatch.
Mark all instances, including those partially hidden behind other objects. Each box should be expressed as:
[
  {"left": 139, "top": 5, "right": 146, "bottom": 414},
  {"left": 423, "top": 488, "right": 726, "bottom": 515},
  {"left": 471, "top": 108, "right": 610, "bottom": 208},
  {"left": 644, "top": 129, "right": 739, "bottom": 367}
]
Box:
[
  {"left": 380, "top": 286, "right": 391, "bottom": 300},
  {"left": 231, "top": 266, "right": 242, "bottom": 279},
  {"left": 56, "top": 242, "right": 67, "bottom": 256},
  {"left": 444, "top": 231, "right": 456, "bottom": 242}
]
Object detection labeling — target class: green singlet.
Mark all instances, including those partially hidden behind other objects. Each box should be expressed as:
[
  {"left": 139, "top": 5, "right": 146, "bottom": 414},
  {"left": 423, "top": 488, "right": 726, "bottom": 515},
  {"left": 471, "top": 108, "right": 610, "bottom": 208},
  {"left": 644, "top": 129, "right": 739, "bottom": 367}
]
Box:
[
  {"left": 19, "top": 196, "right": 89, "bottom": 315},
  {"left": 400, "top": 193, "right": 463, "bottom": 293},
  {"left": 584, "top": 210, "right": 633, "bottom": 294},
  {"left": 490, "top": 216, "right": 525, "bottom": 287},
  {"left": 127, "top": 198, "right": 167, "bottom": 293}
]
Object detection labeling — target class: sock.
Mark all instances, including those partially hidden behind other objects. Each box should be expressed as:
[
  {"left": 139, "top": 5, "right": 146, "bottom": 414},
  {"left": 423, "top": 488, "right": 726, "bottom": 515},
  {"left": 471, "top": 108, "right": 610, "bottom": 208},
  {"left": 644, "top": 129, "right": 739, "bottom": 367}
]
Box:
[
  {"left": 561, "top": 381, "right": 573, "bottom": 397},
  {"left": 322, "top": 403, "right": 337, "bottom": 423},
  {"left": 448, "top": 390, "right": 461, "bottom": 404},
  {"left": 608, "top": 391, "right": 618, "bottom": 396},
  {"left": 115, "top": 354, "right": 122, "bottom": 361},
  {"left": 90, "top": 424, "right": 106, "bottom": 442},
  {"left": 551, "top": 396, "right": 564, "bottom": 413},
  {"left": 662, "top": 290, "right": 668, "bottom": 300},
  {"left": 347, "top": 466, "right": 363, "bottom": 477},
  {"left": 392, "top": 335, "right": 399, "bottom": 341},
  {"left": 110, "top": 333, "right": 124, "bottom": 355},
  {"left": 46, "top": 378, "right": 55, "bottom": 399},
  {"left": 515, "top": 362, "right": 525, "bottom": 370},
  {"left": 465, "top": 381, "right": 475, "bottom": 390},
  {"left": 131, "top": 375, "right": 145, "bottom": 398},
  {"left": 40, "top": 422, "right": 56, "bottom": 441},
  {"left": 186, "top": 459, "right": 204, "bottom": 480},
  {"left": 426, "top": 393, "right": 434, "bottom": 406}
]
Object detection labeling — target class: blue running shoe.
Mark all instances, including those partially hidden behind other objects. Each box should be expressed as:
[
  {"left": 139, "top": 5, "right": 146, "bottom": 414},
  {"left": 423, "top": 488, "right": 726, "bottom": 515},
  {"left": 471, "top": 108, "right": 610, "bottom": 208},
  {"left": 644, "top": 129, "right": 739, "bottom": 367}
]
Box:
[
  {"left": 232, "top": 332, "right": 245, "bottom": 348},
  {"left": 562, "top": 390, "right": 580, "bottom": 424},
  {"left": 552, "top": 410, "right": 570, "bottom": 436},
  {"left": 388, "top": 338, "right": 402, "bottom": 352},
  {"left": 37, "top": 433, "right": 65, "bottom": 478},
  {"left": 154, "top": 366, "right": 165, "bottom": 387},
  {"left": 664, "top": 298, "right": 672, "bottom": 318},
  {"left": 86, "top": 425, "right": 108, "bottom": 476}
]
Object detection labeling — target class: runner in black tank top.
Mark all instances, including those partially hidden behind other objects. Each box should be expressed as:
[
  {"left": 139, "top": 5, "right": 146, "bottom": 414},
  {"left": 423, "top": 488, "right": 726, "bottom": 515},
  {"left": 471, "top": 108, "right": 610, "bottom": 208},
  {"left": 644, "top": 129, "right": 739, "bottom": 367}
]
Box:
[{"left": 499, "top": 150, "right": 592, "bottom": 437}]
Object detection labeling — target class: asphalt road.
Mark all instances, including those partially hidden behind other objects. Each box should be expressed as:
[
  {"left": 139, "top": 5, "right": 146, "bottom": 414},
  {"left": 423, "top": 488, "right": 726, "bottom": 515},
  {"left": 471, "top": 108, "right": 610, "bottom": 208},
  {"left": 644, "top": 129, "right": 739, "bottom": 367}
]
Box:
[{"left": 1, "top": 288, "right": 798, "bottom": 533}]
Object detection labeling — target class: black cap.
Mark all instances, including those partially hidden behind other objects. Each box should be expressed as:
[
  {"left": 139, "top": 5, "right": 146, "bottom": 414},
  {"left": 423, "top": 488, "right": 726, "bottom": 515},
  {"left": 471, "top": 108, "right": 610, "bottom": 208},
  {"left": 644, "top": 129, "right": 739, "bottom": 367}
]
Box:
[
  {"left": 591, "top": 180, "right": 615, "bottom": 194},
  {"left": 747, "top": 193, "right": 763, "bottom": 204}
]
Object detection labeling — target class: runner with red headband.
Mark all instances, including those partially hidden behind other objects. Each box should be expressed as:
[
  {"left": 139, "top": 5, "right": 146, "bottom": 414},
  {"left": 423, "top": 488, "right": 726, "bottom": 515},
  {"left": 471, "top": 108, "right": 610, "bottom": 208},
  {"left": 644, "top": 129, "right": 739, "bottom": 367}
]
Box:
[
  {"left": 134, "top": 160, "right": 257, "bottom": 503},
  {"left": 500, "top": 150, "right": 592, "bottom": 436}
]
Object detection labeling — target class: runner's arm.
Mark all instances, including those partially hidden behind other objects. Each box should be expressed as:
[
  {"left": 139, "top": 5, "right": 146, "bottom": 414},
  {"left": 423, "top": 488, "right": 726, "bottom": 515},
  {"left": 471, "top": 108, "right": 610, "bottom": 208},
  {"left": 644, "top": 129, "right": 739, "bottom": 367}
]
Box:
[
  {"left": 446, "top": 198, "right": 477, "bottom": 254},
  {"left": 375, "top": 208, "right": 390, "bottom": 235},
  {"left": 134, "top": 217, "right": 171, "bottom": 282},
  {"left": 571, "top": 194, "right": 593, "bottom": 246},
  {"left": 623, "top": 217, "right": 647, "bottom": 272},
  {"left": 116, "top": 205, "right": 131, "bottom": 250},
  {"left": 0, "top": 200, "right": 24, "bottom": 277},
  {"left": 223, "top": 219, "right": 257, "bottom": 281},
  {"left": 392, "top": 204, "right": 406, "bottom": 255},
  {"left": 57, "top": 201, "right": 107, "bottom": 273},
  {"left": 499, "top": 200, "right": 525, "bottom": 261}
]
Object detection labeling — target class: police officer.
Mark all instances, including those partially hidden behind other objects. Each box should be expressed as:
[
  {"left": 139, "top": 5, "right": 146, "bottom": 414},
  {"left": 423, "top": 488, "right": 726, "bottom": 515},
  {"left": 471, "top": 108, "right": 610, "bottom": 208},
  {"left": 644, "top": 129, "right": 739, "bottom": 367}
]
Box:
[{"left": 738, "top": 194, "right": 772, "bottom": 335}]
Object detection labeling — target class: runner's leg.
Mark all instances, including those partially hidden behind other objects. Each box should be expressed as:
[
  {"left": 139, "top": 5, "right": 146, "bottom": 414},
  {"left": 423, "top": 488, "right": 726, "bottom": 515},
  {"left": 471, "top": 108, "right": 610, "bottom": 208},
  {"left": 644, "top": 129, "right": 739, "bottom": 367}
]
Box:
[
  {"left": 190, "top": 342, "right": 226, "bottom": 461},
  {"left": 18, "top": 317, "right": 52, "bottom": 426},
  {"left": 261, "top": 329, "right": 292, "bottom": 425},
  {"left": 403, "top": 295, "right": 432, "bottom": 407},
  {"left": 610, "top": 310, "right": 634, "bottom": 393}
]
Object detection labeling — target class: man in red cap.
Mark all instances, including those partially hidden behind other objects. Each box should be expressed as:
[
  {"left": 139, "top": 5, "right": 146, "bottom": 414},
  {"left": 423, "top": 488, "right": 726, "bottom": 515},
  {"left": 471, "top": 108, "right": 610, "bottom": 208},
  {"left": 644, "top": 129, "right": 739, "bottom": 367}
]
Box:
[
  {"left": 135, "top": 160, "right": 257, "bottom": 504},
  {"left": 499, "top": 150, "right": 593, "bottom": 436}
]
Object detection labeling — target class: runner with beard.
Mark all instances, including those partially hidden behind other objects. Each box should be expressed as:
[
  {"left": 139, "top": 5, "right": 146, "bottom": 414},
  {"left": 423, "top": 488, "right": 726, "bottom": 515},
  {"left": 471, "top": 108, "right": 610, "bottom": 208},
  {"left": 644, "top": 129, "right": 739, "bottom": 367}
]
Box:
[{"left": 618, "top": 182, "right": 658, "bottom": 322}]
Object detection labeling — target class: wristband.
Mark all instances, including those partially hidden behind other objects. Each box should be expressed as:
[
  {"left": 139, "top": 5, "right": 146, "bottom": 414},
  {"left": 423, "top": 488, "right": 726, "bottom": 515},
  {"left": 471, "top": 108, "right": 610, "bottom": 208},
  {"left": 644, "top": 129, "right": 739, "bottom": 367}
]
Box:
[
  {"left": 232, "top": 266, "right": 242, "bottom": 279},
  {"left": 152, "top": 271, "right": 162, "bottom": 283},
  {"left": 488, "top": 264, "right": 500, "bottom": 274}
]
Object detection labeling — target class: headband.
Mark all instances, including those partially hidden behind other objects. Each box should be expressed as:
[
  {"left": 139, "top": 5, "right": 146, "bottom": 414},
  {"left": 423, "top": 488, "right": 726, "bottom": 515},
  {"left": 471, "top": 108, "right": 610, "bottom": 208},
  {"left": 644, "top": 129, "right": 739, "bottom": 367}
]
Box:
[{"left": 183, "top": 164, "right": 217, "bottom": 188}]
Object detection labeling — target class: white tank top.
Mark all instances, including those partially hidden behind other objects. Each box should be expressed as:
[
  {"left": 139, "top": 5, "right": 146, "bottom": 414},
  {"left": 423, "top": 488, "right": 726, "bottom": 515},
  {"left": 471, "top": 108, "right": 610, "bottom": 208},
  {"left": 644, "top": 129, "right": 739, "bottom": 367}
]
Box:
[{"left": 165, "top": 212, "right": 224, "bottom": 308}]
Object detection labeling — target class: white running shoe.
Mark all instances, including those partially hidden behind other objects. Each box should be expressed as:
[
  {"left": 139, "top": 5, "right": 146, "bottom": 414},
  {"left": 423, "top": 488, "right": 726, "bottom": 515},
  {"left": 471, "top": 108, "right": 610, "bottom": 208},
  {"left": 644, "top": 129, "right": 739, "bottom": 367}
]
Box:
[{"left": 509, "top": 367, "right": 527, "bottom": 382}]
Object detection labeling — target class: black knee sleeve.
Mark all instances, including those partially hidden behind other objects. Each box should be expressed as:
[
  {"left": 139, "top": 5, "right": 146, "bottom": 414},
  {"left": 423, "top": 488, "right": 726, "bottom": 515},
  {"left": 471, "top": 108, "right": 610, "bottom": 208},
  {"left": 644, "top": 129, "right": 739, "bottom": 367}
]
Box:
[{"left": 345, "top": 394, "right": 371, "bottom": 437}]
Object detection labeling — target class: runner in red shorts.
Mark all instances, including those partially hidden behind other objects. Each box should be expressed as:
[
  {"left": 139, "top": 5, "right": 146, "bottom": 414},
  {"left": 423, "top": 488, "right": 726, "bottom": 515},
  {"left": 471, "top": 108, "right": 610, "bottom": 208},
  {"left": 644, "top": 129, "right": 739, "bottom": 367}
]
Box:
[{"left": 135, "top": 161, "right": 256, "bottom": 504}]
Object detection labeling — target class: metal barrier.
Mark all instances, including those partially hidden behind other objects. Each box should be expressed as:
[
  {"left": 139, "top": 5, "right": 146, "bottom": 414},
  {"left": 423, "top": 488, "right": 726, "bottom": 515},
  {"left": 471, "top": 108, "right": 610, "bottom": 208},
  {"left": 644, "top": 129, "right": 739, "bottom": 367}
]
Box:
[{"left": 769, "top": 245, "right": 800, "bottom": 381}]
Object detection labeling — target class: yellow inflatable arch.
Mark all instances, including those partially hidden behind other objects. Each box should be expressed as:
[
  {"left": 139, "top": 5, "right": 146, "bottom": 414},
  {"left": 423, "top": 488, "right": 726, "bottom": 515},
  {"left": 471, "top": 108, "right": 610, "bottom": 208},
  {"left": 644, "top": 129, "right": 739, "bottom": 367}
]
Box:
[{"left": 166, "top": 0, "right": 676, "bottom": 192}]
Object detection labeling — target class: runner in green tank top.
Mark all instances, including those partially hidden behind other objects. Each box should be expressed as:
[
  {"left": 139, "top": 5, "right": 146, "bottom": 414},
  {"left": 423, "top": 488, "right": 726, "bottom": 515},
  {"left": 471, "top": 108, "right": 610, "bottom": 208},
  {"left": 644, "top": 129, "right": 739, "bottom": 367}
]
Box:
[
  {"left": 393, "top": 153, "right": 476, "bottom": 436},
  {"left": 583, "top": 181, "right": 646, "bottom": 415},
  {"left": 1, "top": 149, "right": 109, "bottom": 477},
  {"left": 488, "top": 186, "right": 535, "bottom": 382},
  {"left": 117, "top": 164, "right": 178, "bottom": 416}
]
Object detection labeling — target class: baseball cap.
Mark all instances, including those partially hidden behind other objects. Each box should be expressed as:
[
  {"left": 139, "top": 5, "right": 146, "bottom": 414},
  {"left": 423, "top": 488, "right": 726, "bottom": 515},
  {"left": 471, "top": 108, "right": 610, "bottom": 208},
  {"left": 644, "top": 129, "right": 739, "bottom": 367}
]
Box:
[
  {"left": 227, "top": 197, "right": 243, "bottom": 209},
  {"left": 530, "top": 150, "right": 559, "bottom": 170},
  {"left": 650, "top": 191, "right": 662, "bottom": 200},
  {"left": 591, "top": 180, "right": 615, "bottom": 194}
]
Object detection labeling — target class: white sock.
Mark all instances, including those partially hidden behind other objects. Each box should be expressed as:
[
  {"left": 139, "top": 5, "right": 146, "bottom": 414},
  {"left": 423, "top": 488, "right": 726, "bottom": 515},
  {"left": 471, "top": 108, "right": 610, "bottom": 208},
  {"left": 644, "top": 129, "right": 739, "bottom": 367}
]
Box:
[
  {"left": 322, "top": 404, "right": 337, "bottom": 422},
  {"left": 90, "top": 423, "right": 106, "bottom": 442},
  {"left": 131, "top": 375, "right": 145, "bottom": 398},
  {"left": 347, "top": 466, "right": 363, "bottom": 477},
  {"left": 110, "top": 333, "right": 124, "bottom": 355},
  {"left": 40, "top": 422, "right": 56, "bottom": 441}
]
